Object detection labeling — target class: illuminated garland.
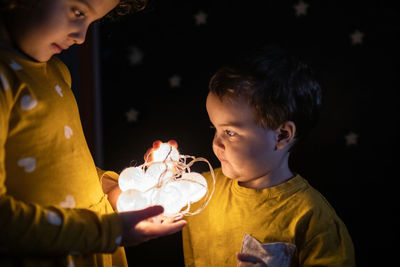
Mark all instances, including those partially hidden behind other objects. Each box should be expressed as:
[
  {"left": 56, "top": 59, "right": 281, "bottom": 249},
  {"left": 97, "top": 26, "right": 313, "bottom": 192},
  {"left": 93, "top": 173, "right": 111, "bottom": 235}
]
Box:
[{"left": 117, "top": 141, "right": 215, "bottom": 217}]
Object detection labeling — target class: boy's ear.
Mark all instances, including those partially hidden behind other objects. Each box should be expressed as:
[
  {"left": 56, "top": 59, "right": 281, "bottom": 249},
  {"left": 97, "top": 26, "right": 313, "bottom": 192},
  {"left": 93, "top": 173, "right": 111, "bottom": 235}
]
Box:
[{"left": 276, "top": 121, "right": 296, "bottom": 150}]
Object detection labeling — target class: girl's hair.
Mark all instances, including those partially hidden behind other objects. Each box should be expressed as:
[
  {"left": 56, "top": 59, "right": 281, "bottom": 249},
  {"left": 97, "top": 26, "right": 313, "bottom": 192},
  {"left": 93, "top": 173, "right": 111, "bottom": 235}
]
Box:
[
  {"left": 0, "top": 0, "right": 31, "bottom": 10},
  {"left": 0, "top": 0, "right": 147, "bottom": 16},
  {"left": 108, "top": 0, "right": 147, "bottom": 17},
  {"left": 209, "top": 45, "right": 322, "bottom": 145}
]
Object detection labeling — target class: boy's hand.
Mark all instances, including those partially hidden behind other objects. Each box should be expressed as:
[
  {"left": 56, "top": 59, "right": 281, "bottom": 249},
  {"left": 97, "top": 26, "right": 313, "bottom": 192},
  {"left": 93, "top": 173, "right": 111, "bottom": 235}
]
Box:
[
  {"left": 237, "top": 253, "right": 268, "bottom": 267},
  {"left": 119, "top": 205, "right": 187, "bottom": 246}
]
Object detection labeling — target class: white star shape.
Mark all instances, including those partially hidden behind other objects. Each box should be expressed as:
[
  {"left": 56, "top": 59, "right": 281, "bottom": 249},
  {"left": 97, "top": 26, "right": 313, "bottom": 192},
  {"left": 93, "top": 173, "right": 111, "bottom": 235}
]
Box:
[
  {"left": 194, "top": 10, "right": 207, "bottom": 25},
  {"left": 345, "top": 131, "right": 359, "bottom": 146},
  {"left": 126, "top": 108, "right": 139, "bottom": 122},
  {"left": 128, "top": 45, "right": 143, "bottom": 66},
  {"left": 293, "top": 0, "right": 309, "bottom": 17},
  {"left": 169, "top": 74, "right": 182, "bottom": 88},
  {"left": 350, "top": 30, "right": 364, "bottom": 45}
]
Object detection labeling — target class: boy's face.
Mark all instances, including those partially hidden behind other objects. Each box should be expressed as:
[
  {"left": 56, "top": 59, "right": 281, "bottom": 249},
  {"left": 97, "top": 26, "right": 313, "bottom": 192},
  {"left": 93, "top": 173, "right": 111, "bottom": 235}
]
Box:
[
  {"left": 9, "top": 0, "right": 119, "bottom": 62},
  {"left": 206, "top": 92, "right": 285, "bottom": 188}
]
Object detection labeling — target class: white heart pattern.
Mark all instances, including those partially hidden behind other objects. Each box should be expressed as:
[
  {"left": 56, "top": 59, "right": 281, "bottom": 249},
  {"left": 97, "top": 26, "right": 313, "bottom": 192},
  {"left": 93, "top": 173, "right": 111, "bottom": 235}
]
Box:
[
  {"left": 20, "top": 95, "right": 38, "bottom": 111},
  {"left": 67, "top": 257, "right": 75, "bottom": 267},
  {"left": 46, "top": 210, "right": 62, "bottom": 226},
  {"left": 60, "top": 195, "right": 76, "bottom": 208},
  {"left": 17, "top": 157, "right": 36, "bottom": 173},
  {"left": 64, "top": 125, "right": 73, "bottom": 139},
  {"left": 9, "top": 61, "right": 22, "bottom": 71},
  {"left": 115, "top": 236, "right": 122, "bottom": 245},
  {"left": 0, "top": 72, "right": 10, "bottom": 91},
  {"left": 55, "top": 84, "right": 63, "bottom": 97}
]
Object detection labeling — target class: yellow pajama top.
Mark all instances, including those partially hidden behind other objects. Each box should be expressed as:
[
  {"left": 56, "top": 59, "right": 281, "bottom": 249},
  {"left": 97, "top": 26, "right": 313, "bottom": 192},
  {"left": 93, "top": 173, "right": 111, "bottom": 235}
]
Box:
[
  {"left": 0, "top": 46, "right": 127, "bottom": 267},
  {"left": 182, "top": 168, "right": 355, "bottom": 267}
]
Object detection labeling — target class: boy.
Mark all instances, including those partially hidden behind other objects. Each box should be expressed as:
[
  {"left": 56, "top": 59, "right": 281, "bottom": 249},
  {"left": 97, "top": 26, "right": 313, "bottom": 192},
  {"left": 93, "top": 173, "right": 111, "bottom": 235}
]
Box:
[
  {"left": 0, "top": 0, "right": 186, "bottom": 266},
  {"left": 182, "top": 46, "right": 355, "bottom": 266}
]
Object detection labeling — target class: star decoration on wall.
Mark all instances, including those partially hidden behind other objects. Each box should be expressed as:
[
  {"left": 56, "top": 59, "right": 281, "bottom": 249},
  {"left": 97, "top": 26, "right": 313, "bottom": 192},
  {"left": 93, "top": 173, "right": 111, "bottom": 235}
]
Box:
[
  {"left": 169, "top": 74, "right": 182, "bottom": 88},
  {"left": 293, "top": 0, "right": 309, "bottom": 17},
  {"left": 194, "top": 10, "right": 207, "bottom": 25},
  {"left": 128, "top": 45, "right": 144, "bottom": 66},
  {"left": 345, "top": 131, "right": 359, "bottom": 146},
  {"left": 126, "top": 108, "right": 139, "bottom": 122},
  {"left": 350, "top": 30, "right": 364, "bottom": 45}
]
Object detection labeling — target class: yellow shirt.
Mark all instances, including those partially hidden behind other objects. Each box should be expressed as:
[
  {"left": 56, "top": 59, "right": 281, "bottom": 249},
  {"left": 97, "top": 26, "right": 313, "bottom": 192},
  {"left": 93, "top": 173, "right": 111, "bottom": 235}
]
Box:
[
  {"left": 182, "top": 168, "right": 355, "bottom": 267},
  {"left": 0, "top": 46, "right": 127, "bottom": 267}
]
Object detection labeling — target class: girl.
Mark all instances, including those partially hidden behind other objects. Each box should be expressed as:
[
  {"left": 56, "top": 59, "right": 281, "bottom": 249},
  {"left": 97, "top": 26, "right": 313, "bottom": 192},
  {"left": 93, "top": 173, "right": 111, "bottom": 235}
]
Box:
[{"left": 0, "top": 0, "right": 186, "bottom": 266}]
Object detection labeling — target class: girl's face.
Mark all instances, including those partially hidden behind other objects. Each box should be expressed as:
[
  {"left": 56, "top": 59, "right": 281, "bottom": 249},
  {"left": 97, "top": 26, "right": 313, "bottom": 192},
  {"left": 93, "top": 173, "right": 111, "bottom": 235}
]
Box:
[
  {"left": 206, "top": 92, "right": 287, "bottom": 189},
  {"left": 8, "top": 0, "right": 119, "bottom": 62}
]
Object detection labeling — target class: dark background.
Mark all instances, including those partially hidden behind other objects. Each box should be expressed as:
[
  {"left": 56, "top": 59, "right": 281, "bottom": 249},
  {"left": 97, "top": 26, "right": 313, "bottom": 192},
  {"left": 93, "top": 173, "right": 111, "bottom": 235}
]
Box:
[{"left": 61, "top": 0, "right": 398, "bottom": 266}]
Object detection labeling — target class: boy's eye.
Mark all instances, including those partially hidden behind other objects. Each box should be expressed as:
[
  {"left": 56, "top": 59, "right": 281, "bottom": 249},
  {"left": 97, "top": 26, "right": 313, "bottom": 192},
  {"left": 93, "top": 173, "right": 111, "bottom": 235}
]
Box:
[
  {"left": 224, "top": 130, "right": 236, "bottom": 137},
  {"left": 72, "top": 7, "right": 85, "bottom": 18}
]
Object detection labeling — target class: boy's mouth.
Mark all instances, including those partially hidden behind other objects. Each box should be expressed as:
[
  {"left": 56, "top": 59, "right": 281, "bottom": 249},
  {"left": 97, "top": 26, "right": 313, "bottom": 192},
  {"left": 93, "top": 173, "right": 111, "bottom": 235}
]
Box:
[
  {"left": 215, "top": 152, "right": 227, "bottom": 163},
  {"left": 218, "top": 157, "right": 228, "bottom": 163}
]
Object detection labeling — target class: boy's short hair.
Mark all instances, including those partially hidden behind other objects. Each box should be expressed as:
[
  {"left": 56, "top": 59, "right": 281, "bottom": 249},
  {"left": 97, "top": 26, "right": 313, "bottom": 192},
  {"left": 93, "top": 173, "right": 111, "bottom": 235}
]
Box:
[{"left": 209, "top": 45, "right": 322, "bottom": 144}]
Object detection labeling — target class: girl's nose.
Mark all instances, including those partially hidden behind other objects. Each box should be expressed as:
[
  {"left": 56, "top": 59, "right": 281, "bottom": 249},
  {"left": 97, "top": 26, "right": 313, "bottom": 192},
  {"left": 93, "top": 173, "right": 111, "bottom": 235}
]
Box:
[{"left": 70, "top": 23, "right": 89, "bottom": 45}]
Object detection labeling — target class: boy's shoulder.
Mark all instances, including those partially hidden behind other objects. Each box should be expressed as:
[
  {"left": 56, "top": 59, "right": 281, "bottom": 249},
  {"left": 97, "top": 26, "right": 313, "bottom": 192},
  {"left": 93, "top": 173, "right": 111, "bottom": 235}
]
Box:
[
  {"left": 291, "top": 176, "right": 342, "bottom": 221},
  {"left": 201, "top": 169, "right": 339, "bottom": 219}
]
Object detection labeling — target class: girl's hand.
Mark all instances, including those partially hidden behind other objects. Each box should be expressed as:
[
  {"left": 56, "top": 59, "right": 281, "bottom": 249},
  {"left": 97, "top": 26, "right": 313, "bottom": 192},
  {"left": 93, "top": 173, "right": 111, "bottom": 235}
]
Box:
[{"left": 119, "top": 206, "right": 187, "bottom": 246}]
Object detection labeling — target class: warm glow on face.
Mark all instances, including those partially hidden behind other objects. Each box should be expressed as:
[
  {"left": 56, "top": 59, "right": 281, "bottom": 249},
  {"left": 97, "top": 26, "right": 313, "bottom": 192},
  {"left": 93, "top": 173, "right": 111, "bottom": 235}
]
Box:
[{"left": 117, "top": 141, "right": 215, "bottom": 217}]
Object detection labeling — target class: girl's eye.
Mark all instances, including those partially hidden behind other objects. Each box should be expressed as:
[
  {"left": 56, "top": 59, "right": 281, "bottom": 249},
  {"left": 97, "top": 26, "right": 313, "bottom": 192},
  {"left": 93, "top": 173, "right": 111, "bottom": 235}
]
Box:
[
  {"left": 224, "top": 130, "right": 236, "bottom": 137},
  {"left": 72, "top": 7, "right": 85, "bottom": 18}
]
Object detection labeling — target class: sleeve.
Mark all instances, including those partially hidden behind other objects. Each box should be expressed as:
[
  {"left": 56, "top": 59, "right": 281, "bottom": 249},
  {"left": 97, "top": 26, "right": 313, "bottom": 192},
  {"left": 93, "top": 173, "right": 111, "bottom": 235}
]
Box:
[
  {"left": 97, "top": 167, "right": 120, "bottom": 183},
  {"left": 297, "top": 211, "right": 356, "bottom": 267},
  {"left": 0, "top": 68, "right": 123, "bottom": 255},
  {"left": 97, "top": 167, "right": 121, "bottom": 211},
  {"left": 0, "top": 66, "right": 13, "bottom": 196},
  {"left": 0, "top": 196, "right": 122, "bottom": 254}
]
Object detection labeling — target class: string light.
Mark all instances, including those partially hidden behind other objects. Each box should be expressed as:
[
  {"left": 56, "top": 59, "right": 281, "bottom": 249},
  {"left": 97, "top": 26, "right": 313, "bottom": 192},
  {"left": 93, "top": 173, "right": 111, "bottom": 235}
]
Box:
[{"left": 117, "top": 140, "right": 215, "bottom": 217}]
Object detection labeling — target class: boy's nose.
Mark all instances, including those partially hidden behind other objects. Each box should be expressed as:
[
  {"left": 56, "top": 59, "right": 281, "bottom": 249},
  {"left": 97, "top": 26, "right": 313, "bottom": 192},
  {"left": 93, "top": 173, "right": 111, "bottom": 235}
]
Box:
[{"left": 213, "top": 134, "right": 225, "bottom": 150}]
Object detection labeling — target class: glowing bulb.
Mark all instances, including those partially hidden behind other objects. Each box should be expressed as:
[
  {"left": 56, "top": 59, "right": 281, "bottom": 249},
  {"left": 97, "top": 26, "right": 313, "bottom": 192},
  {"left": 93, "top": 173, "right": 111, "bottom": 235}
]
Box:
[
  {"left": 118, "top": 167, "right": 143, "bottom": 191},
  {"left": 154, "top": 183, "right": 186, "bottom": 216},
  {"left": 117, "top": 189, "right": 151, "bottom": 212},
  {"left": 119, "top": 166, "right": 157, "bottom": 192},
  {"left": 173, "top": 172, "right": 207, "bottom": 203}
]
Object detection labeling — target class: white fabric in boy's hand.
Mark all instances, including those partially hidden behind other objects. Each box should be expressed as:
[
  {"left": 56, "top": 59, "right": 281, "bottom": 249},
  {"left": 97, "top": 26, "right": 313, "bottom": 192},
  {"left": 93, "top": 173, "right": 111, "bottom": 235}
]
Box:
[{"left": 240, "top": 234, "right": 296, "bottom": 267}]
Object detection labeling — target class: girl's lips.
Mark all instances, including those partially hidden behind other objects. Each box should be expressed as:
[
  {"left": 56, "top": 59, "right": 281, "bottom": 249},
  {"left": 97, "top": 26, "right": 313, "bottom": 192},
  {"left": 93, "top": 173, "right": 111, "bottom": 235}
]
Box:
[{"left": 52, "top": 43, "right": 64, "bottom": 53}]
